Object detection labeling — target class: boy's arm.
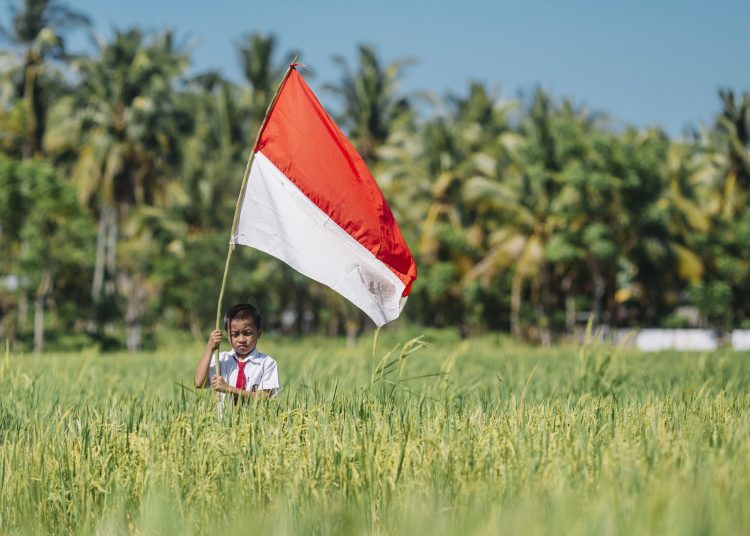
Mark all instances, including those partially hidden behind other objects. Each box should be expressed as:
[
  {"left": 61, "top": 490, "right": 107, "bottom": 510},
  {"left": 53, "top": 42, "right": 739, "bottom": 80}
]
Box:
[
  {"left": 195, "top": 329, "right": 222, "bottom": 388},
  {"left": 209, "top": 376, "right": 273, "bottom": 399},
  {"left": 229, "top": 359, "right": 280, "bottom": 399}
]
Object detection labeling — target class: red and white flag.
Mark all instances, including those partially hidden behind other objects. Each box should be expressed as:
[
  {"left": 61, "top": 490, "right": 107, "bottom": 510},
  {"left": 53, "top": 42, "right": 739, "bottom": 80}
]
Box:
[{"left": 234, "top": 67, "right": 417, "bottom": 326}]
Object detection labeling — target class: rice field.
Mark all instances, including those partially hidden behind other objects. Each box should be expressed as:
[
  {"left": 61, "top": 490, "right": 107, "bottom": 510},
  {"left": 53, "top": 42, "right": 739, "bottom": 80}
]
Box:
[{"left": 1, "top": 328, "right": 749, "bottom": 535}]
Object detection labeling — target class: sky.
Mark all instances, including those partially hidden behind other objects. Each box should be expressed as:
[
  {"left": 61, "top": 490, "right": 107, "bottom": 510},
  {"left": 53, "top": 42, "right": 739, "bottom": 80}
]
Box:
[{"left": 59, "top": 0, "right": 750, "bottom": 137}]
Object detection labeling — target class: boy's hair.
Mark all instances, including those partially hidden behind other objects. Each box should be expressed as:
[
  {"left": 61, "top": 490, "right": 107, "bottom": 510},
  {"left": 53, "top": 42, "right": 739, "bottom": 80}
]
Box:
[{"left": 223, "top": 303, "right": 262, "bottom": 332}]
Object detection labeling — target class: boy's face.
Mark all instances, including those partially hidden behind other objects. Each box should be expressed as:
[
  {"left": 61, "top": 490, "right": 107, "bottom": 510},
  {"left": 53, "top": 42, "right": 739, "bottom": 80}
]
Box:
[{"left": 228, "top": 318, "right": 261, "bottom": 357}]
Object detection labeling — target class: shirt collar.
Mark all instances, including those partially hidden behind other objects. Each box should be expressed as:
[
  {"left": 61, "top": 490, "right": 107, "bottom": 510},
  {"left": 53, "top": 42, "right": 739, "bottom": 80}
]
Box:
[{"left": 230, "top": 348, "right": 261, "bottom": 363}]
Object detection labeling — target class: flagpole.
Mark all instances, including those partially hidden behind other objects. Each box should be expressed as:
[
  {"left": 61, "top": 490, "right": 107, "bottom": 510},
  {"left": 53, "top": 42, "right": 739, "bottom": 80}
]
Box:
[{"left": 213, "top": 58, "right": 299, "bottom": 379}]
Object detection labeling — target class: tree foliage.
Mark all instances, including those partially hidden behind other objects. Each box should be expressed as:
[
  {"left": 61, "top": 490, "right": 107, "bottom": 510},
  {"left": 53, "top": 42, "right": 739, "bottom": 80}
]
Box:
[{"left": 1, "top": 9, "right": 749, "bottom": 350}]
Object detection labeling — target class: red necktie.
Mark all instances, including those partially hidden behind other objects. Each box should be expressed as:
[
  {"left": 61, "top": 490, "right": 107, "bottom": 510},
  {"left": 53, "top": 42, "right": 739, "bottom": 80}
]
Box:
[{"left": 235, "top": 357, "right": 247, "bottom": 391}]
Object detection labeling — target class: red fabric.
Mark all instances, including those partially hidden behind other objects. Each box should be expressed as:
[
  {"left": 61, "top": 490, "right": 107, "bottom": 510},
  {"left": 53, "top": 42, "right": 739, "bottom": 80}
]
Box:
[
  {"left": 255, "top": 69, "right": 417, "bottom": 296},
  {"left": 234, "top": 358, "right": 247, "bottom": 391}
]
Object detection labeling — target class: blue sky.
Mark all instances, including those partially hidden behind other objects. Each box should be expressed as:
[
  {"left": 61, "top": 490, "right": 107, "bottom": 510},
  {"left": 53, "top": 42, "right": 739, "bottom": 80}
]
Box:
[{"left": 64, "top": 0, "right": 749, "bottom": 137}]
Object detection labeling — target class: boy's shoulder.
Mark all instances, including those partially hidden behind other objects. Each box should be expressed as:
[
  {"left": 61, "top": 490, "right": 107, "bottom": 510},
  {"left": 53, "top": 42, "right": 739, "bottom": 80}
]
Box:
[
  {"left": 217, "top": 349, "right": 275, "bottom": 362},
  {"left": 254, "top": 350, "right": 276, "bottom": 364}
]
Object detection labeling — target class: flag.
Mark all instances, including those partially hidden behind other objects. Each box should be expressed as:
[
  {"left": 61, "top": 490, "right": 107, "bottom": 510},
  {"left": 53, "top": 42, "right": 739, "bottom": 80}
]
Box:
[{"left": 234, "top": 67, "right": 417, "bottom": 326}]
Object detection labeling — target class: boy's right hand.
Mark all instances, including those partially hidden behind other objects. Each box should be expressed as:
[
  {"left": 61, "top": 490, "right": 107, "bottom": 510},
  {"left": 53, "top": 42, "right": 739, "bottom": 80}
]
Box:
[{"left": 206, "top": 329, "right": 222, "bottom": 350}]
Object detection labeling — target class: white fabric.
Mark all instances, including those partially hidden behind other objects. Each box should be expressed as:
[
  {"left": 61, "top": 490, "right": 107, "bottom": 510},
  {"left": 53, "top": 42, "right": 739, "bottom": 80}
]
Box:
[
  {"left": 235, "top": 151, "right": 407, "bottom": 327},
  {"left": 208, "top": 348, "right": 280, "bottom": 397},
  {"left": 636, "top": 329, "right": 718, "bottom": 351},
  {"left": 732, "top": 330, "right": 750, "bottom": 351}
]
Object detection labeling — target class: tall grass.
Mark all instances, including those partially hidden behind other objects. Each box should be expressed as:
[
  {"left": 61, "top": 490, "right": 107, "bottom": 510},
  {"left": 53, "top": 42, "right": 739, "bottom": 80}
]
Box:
[{"left": 1, "top": 331, "right": 749, "bottom": 534}]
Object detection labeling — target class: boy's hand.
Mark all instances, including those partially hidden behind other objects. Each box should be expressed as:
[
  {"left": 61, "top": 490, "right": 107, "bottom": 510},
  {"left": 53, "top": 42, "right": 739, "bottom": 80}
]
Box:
[
  {"left": 211, "top": 375, "right": 231, "bottom": 393},
  {"left": 206, "top": 329, "right": 222, "bottom": 351}
]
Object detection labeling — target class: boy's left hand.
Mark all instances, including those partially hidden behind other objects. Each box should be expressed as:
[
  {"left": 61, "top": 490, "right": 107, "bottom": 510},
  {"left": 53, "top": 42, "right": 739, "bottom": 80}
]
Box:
[{"left": 211, "top": 375, "right": 231, "bottom": 393}]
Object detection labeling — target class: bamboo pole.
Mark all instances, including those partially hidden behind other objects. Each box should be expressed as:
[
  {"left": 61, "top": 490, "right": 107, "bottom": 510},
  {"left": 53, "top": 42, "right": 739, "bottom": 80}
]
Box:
[{"left": 213, "top": 58, "right": 299, "bottom": 379}]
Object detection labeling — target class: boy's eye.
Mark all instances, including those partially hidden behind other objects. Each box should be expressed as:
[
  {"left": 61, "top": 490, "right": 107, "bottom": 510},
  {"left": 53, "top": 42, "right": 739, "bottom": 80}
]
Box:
[{"left": 231, "top": 331, "right": 254, "bottom": 337}]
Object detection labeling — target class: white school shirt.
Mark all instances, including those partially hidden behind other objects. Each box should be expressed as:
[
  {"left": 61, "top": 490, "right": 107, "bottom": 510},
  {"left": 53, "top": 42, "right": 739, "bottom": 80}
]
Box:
[{"left": 208, "top": 348, "right": 281, "bottom": 397}]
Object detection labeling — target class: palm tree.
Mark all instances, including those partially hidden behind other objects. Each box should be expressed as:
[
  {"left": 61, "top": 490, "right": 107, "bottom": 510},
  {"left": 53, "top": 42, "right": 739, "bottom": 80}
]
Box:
[
  {"left": 177, "top": 33, "right": 298, "bottom": 230},
  {"left": 0, "top": 63, "right": 27, "bottom": 156},
  {"left": 45, "top": 28, "right": 191, "bottom": 349},
  {"left": 325, "top": 44, "right": 413, "bottom": 163},
  {"left": 385, "top": 81, "right": 517, "bottom": 330},
  {"left": 179, "top": 72, "right": 247, "bottom": 230},
  {"left": 0, "top": 0, "right": 89, "bottom": 157},
  {"left": 235, "top": 32, "right": 298, "bottom": 125},
  {"left": 715, "top": 89, "right": 750, "bottom": 213},
  {"left": 459, "top": 89, "right": 572, "bottom": 341},
  {"left": 665, "top": 91, "right": 750, "bottom": 329}
]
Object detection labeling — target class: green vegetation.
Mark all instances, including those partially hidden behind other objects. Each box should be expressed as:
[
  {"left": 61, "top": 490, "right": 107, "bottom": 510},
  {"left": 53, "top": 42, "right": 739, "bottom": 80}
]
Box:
[
  {"left": 1, "top": 333, "right": 749, "bottom": 534},
  {"left": 1, "top": 0, "right": 750, "bottom": 351},
  {"left": 2, "top": 3, "right": 748, "bottom": 534}
]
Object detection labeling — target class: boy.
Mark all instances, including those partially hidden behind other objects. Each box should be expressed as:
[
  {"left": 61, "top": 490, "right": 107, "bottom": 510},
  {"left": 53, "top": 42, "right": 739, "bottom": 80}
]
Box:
[{"left": 194, "top": 303, "right": 280, "bottom": 401}]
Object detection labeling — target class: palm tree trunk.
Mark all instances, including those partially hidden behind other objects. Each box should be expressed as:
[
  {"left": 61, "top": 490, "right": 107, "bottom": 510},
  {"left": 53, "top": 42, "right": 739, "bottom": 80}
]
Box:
[
  {"left": 510, "top": 272, "right": 523, "bottom": 339},
  {"left": 22, "top": 54, "right": 39, "bottom": 159},
  {"left": 119, "top": 272, "right": 147, "bottom": 351},
  {"left": 562, "top": 275, "right": 575, "bottom": 335},
  {"left": 106, "top": 208, "right": 118, "bottom": 296},
  {"left": 33, "top": 269, "right": 52, "bottom": 354},
  {"left": 538, "top": 262, "right": 552, "bottom": 346},
  {"left": 17, "top": 293, "right": 29, "bottom": 331},
  {"left": 345, "top": 318, "right": 358, "bottom": 347},
  {"left": 588, "top": 258, "right": 605, "bottom": 326},
  {"left": 189, "top": 310, "right": 203, "bottom": 341},
  {"left": 92, "top": 209, "right": 108, "bottom": 302},
  {"left": 92, "top": 205, "right": 118, "bottom": 303}
]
